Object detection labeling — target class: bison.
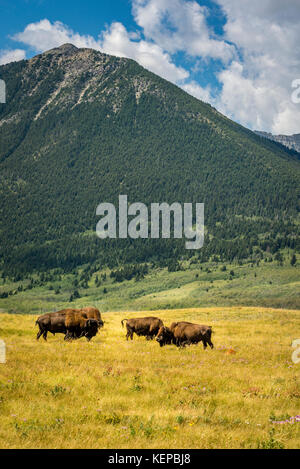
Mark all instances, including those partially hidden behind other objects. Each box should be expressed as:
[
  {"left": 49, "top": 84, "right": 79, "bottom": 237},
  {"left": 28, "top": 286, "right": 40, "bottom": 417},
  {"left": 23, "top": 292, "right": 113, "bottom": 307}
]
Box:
[
  {"left": 156, "top": 321, "right": 214, "bottom": 349},
  {"left": 121, "top": 317, "right": 164, "bottom": 341},
  {"left": 155, "top": 326, "right": 174, "bottom": 347},
  {"left": 36, "top": 308, "right": 73, "bottom": 341},
  {"left": 66, "top": 307, "right": 104, "bottom": 339},
  {"left": 81, "top": 307, "right": 104, "bottom": 328},
  {"left": 64, "top": 310, "right": 99, "bottom": 341},
  {"left": 36, "top": 308, "right": 100, "bottom": 342}
]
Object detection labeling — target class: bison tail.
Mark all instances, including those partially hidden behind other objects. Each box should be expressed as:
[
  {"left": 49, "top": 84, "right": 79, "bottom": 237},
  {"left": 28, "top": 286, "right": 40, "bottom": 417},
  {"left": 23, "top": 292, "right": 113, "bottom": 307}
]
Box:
[{"left": 121, "top": 319, "right": 128, "bottom": 328}]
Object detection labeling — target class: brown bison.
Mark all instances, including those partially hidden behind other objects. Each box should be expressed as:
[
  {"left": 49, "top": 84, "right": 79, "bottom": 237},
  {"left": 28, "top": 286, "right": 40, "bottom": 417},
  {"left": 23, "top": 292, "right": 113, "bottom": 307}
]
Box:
[
  {"left": 67, "top": 307, "right": 104, "bottom": 339},
  {"left": 81, "top": 307, "right": 104, "bottom": 327},
  {"left": 156, "top": 321, "right": 214, "bottom": 349},
  {"left": 64, "top": 310, "right": 99, "bottom": 341},
  {"left": 121, "top": 317, "right": 164, "bottom": 341},
  {"left": 36, "top": 308, "right": 72, "bottom": 340},
  {"left": 155, "top": 326, "right": 174, "bottom": 347},
  {"left": 36, "top": 308, "right": 100, "bottom": 342}
]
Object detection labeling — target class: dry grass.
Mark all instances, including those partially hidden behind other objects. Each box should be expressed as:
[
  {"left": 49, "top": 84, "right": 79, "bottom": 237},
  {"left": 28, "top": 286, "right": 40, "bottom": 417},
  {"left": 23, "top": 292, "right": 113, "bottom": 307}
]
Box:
[{"left": 0, "top": 307, "right": 299, "bottom": 449}]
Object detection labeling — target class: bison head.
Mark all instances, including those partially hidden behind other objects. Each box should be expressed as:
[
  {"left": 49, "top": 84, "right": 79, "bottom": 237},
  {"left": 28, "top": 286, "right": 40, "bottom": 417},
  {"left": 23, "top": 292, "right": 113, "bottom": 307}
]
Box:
[
  {"left": 84, "top": 319, "right": 99, "bottom": 341},
  {"left": 156, "top": 326, "right": 173, "bottom": 347}
]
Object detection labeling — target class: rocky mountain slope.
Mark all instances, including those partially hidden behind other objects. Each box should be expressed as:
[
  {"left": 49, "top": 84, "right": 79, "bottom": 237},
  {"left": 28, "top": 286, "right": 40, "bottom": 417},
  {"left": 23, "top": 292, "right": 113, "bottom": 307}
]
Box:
[{"left": 255, "top": 131, "right": 300, "bottom": 154}]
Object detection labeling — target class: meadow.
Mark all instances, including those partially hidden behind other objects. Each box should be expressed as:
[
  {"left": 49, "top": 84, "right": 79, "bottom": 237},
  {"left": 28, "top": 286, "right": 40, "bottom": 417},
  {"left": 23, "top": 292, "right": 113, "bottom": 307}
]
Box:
[
  {"left": 0, "top": 258, "right": 299, "bottom": 315},
  {"left": 0, "top": 307, "right": 299, "bottom": 449}
]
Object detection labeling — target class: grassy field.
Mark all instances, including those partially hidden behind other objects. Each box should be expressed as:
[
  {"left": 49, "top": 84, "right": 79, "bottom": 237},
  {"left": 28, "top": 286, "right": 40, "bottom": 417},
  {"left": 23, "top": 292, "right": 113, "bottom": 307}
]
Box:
[
  {"left": 0, "top": 307, "right": 299, "bottom": 449},
  {"left": 0, "top": 259, "right": 299, "bottom": 314}
]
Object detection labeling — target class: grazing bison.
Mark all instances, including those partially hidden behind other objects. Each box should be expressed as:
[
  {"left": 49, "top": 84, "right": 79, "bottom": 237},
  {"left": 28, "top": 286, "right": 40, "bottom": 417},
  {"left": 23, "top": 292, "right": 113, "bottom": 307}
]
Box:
[
  {"left": 81, "top": 307, "right": 104, "bottom": 328},
  {"left": 65, "top": 306, "right": 104, "bottom": 340},
  {"left": 155, "top": 326, "right": 173, "bottom": 347},
  {"left": 36, "top": 308, "right": 100, "bottom": 342},
  {"left": 36, "top": 309, "right": 74, "bottom": 341},
  {"left": 64, "top": 310, "right": 99, "bottom": 341},
  {"left": 65, "top": 307, "right": 104, "bottom": 338},
  {"left": 121, "top": 317, "right": 163, "bottom": 341},
  {"left": 156, "top": 321, "right": 214, "bottom": 349}
]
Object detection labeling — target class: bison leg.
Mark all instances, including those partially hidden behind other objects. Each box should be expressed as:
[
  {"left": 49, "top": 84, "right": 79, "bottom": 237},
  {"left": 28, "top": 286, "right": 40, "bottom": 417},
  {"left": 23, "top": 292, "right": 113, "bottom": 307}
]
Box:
[
  {"left": 42, "top": 330, "right": 48, "bottom": 341},
  {"left": 126, "top": 326, "right": 133, "bottom": 340},
  {"left": 178, "top": 336, "right": 188, "bottom": 348},
  {"left": 36, "top": 324, "right": 43, "bottom": 340},
  {"left": 202, "top": 340, "right": 207, "bottom": 350},
  {"left": 64, "top": 332, "right": 73, "bottom": 341},
  {"left": 207, "top": 339, "right": 214, "bottom": 349},
  {"left": 176, "top": 338, "right": 185, "bottom": 348}
]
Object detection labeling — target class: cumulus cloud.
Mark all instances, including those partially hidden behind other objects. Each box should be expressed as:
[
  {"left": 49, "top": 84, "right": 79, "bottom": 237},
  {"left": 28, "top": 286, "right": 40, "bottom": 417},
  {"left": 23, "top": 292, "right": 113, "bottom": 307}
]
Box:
[
  {"left": 181, "top": 80, "right": 213, "bottom": 103},
  {"left": 0, "top": 49, "right": 26, "bottom": 65},
  {"left": 215, "top": 0, "right": 300, "bottom": 134},
  {"left": 216, "top": 61, "right": 281, "bottom": 131},
  {"left": 132, "top": 0, "right": 235, "bottom": 62},
  {"left": 101, "top": 22, "right": 188, "bottom": 82},
  {"left": 12, "top": 19, "right": 101, "bottom": 51}
]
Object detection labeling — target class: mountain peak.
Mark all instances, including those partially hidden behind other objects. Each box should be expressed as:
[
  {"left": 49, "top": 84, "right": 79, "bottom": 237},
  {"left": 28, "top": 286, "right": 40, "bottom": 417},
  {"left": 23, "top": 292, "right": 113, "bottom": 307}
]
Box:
[{"left": 49, "top": 43, "right": 78, "bottom": 54}]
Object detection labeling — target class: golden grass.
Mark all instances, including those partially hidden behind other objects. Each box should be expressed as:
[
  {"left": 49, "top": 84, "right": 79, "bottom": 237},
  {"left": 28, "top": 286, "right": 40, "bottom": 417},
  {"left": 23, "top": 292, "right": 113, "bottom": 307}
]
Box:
[{"left": 0, "top": 307, "right": 299, "bottom": 449}]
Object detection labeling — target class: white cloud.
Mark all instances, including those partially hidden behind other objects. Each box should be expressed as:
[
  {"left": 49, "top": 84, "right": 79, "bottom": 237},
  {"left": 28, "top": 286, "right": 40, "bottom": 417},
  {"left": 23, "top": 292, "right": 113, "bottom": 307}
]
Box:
[
  {"left": 101, "top": 22, "right": 188, "bottom": 82},
  {"left": 181, "top": 80, "right": 213, "bottom": 103},
  {"left": 216, "top": 61, "right": 281, "bottom": 131},
  {"left": 0, "top": 49, "right": 26, "bottom": 65},
  {"left": 12, "top": 19, "right": 101, "bottom": 52},
  {"left": 215, "top": 0, "right": 300, "bottom": 134},
  {"left": 132, "top": 0, "right": 235, "bottom": 62}
]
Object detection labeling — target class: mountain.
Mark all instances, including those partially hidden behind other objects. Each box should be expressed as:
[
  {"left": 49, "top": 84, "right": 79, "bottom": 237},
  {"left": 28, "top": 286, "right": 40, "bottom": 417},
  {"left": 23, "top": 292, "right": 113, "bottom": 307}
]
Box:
[
  {"left": 0, "top": 44, "right": 299, "bottom": 273},
  {"left": 254, "top": 131, "right": 300, "bottom": 154}
]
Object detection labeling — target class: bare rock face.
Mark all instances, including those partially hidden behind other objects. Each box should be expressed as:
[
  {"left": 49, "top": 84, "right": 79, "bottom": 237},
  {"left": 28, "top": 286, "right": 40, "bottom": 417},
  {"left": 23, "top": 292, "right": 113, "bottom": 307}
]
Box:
[{"left": 255, "top": 130, "right": 300, "bottom": 154}]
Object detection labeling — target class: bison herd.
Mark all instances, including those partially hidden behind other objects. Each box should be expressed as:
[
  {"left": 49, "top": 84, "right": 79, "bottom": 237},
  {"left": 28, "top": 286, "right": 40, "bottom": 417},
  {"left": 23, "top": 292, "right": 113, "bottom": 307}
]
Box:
[
  {"left": 36, "top": 309, "right": 214, "bottom": 350},
  {"left": 122, "top": 317, "right": 214, "bottom": 349},
  {"left": 36, "top": 307, "right": 104, "bottom": 342}
]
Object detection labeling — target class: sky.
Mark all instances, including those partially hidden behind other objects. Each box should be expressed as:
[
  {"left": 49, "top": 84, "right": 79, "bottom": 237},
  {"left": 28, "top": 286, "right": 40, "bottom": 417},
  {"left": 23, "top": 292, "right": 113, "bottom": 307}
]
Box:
[{"left": 0, "top": 0, "right": 300, "bottom": 135}]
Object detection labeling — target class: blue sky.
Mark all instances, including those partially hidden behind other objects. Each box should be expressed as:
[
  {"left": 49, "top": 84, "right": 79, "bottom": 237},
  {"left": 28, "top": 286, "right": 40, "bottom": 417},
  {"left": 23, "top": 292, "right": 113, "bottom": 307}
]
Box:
[
  {"left": 0, "top": 1, "right": 134, "bottom": 47},
  {"left": 1, "top": 0, "right": 300, "bottom": 134}
]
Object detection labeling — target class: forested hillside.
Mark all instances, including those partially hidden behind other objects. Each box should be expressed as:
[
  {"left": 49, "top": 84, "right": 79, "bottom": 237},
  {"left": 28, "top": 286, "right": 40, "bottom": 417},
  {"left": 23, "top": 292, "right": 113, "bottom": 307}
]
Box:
[{"left": 0, "top": 44, "right": 299, "bottom": 274}]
